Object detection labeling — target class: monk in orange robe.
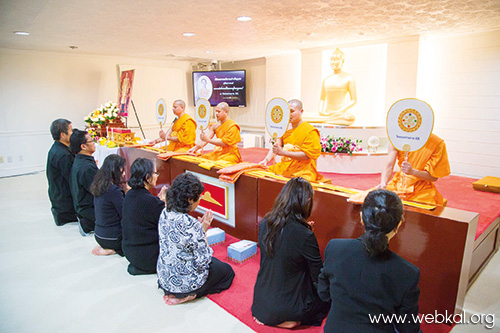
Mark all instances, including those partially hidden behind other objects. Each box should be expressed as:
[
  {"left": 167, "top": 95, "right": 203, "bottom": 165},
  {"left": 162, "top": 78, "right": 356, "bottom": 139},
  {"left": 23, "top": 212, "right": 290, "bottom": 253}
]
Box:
[
  {"left": 260, "top": 99, "right": 325, "bottom": 183},
  {"left": 188, "top": 102, "right": 242, "bottom": 164},
  {"left": 379, "top": 134, "right": 450, "bottom": 205},
  {"left": 157, "top": 100, "right": 196, "bottom": 152}
]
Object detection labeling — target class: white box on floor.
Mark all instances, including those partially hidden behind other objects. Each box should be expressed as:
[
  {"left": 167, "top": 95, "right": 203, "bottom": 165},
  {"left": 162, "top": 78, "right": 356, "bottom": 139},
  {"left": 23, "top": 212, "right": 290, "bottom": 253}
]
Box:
[
  {"left": 227, "top": 240, "right": 257, "bottom": 263},
  {"left": 206, "top": 227, "right": 225, "bottom": 246}
]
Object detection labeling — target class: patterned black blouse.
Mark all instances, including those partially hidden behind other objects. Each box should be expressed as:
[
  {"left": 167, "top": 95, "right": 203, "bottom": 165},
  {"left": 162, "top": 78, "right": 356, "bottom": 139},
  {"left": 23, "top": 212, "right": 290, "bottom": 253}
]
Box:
[{"left": 157, "top": 209, "right": 212, "bottom": 293}]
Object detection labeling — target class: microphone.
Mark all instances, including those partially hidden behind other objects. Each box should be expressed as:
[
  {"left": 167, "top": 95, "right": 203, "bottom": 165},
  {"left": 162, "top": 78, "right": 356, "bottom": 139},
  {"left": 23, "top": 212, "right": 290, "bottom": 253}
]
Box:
[
  {"left": 166, "top": 117, "right": 178, "bottom": 131},
  {"left": 164, "top": 117, "right": 178, "bottom": 151}
]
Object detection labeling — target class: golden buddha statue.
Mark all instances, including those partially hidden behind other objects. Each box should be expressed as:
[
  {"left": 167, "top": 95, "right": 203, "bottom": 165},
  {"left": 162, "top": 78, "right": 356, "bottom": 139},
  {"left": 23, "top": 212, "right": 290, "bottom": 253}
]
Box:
[{"left": 304, "top": 48, "right": 357, "bottom": 126}]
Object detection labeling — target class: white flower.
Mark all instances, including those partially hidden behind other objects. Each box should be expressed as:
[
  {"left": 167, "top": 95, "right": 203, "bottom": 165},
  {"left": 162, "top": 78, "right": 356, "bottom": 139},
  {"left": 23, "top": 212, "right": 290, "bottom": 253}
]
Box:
[{"left": 88, "top": 101, "right": 122, "bottom": 124}]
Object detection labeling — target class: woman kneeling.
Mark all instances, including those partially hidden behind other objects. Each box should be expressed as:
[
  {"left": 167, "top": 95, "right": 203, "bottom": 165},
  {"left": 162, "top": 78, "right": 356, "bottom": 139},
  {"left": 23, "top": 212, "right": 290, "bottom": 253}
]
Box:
[
  {"left": 157, "top": 173, "right": 235, "bottom": 305},
  {"left": 90, "top": 154, "right": 128, "bottom": 256},
  {"left": 318, "top": 189, "right": 421, "bottom": 332},
  {"left": 251, "top": 177, "right": 330, "bottom": 328}
]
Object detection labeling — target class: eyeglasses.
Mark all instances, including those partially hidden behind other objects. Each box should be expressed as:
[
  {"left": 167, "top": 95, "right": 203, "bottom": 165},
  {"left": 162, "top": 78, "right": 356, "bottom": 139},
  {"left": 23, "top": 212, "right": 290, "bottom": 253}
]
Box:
[{"left": 154, "top": 172, "right": 160, "bottom": 176}]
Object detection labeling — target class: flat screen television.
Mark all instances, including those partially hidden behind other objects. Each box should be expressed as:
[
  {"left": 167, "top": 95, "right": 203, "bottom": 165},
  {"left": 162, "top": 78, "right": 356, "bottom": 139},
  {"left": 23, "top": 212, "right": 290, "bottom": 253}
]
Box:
[{"left": 192, "top": 70, "right": 246, "bottom": 107}]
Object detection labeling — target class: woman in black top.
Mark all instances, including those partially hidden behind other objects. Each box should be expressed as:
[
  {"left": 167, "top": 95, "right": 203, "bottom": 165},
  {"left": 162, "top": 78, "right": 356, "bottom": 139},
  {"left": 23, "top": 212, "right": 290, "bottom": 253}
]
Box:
[
  {"left": 90, "top": 154, "right": 127, "bottom": 256},
  {"left": 121, "top": 158, "right": 166, "bottom": 275},
  {"left": 318, "top": 189, "right": 421, "bottom": 333},
  {"left": 252, "top": 177, "right": 330, "bottom": 329}
]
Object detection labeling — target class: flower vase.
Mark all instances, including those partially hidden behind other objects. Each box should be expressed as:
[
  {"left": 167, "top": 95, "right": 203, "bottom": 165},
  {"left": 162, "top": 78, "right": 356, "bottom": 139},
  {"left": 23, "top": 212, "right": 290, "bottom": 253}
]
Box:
[
  {"left": 106, "top": 118, "right": 125, "bottom": 129},
  {"left": 92, "top": 124, "right": 107, "bottom": 138}
]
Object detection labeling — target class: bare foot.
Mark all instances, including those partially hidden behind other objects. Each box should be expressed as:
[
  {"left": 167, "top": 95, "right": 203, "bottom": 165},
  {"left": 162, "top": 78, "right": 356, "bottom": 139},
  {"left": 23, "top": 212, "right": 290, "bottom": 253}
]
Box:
[
  {"left": 253, "top": 317, "right": 264, "bottom": 325},
  {"left": 91, "top": 245, "right": 116, "bottom": 256},
  {"left": 163, "top": 294, "right": 196, "bottom": 305},
  {"left": 253, "top": 317, "right": 299, "bottom": 329},
  {"left": 277, "top": 321, "right": 301, "bottom": 329},
  {"left": 163, "top": 295, "right": 176, "bottom": 302}
]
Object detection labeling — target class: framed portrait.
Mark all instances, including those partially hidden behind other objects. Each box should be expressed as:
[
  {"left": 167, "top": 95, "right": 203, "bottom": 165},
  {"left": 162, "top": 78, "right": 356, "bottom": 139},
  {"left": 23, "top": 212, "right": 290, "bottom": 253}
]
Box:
[{"left": 118, "top": 69, "right": 135, "bottom": 116}]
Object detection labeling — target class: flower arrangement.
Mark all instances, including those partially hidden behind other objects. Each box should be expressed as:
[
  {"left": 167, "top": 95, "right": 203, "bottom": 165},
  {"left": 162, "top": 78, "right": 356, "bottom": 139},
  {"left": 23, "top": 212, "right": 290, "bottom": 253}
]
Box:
[
  {"left": 320, "top": 135, "right": 362, "bottom": 156},
  {"left": 87, "top": 127, "right": 99, "bottom": 141},
  {"left": 84, "top": 102, "right": 121, "bottom": 126}
]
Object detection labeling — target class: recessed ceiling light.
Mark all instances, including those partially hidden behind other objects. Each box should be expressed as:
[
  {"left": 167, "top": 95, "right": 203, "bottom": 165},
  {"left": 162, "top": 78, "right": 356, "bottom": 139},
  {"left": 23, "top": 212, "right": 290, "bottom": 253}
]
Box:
[
  {"left": 237, "top": 16, "right": 252, "bottom": 22},
  {"left": 14, "top": 31, "right": 30, "bottom": 36},
  {"left": 183, "top": 32, "right": 195, "bottom": 37},
  {"left": 205, "top": 51, "right": 213, "bottom": 54}
]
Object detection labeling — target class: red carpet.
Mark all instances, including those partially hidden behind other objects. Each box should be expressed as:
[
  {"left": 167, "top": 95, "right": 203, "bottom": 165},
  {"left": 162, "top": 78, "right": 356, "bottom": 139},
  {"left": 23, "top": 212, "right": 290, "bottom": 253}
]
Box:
[
  {"left": 240, "top": 148, "right": 500, "bottom": 240},
  {"left": 208, "top": 233, "right": 453, "bottom": 332}
]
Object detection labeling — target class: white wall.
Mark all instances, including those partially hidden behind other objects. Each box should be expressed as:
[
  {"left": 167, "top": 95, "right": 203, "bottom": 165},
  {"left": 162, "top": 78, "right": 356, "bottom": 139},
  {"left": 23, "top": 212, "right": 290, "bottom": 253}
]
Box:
[
  {"left": 0, "top": 48, "right": 191, "bottom": 177},
  {"left": 265, "top": 51, "right": 301, "bottom": 103},
  {"left": 301, "top": 50, "right": 323, "bottom": 116},
  {"left": 222, "top": 58, "right": 266, "bottom": 133},
  {"left": 385, "top": 38, "right": 419, "bottom": 113},
  {"left": 417, "top": 30, "right": 500, "bottom": 178}
]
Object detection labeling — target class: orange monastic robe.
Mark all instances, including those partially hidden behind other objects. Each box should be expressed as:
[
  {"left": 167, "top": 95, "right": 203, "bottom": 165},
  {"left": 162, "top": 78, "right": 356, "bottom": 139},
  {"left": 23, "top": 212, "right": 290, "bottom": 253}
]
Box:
[
  {"left": 202, "top": 119, "right": 242, "bottom": 164},
  {"left": 166, "top": 113, "right": 197, "bottom": 152},
  {"left": 269, "top": 122, "right": 324, "bottom": 183},
  {"left": 386, "top": 134, "right": 450, "bottom": 205}
]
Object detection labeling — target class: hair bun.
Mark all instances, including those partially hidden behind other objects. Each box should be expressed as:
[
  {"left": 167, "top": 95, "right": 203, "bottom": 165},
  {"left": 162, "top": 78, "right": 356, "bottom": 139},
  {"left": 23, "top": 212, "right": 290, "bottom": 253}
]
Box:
[
  {"left": 365, "top": 224, "right": 381, "bottom": 232},
  {"left": 374, "top": 209, "right": 390, "bottom": 228},
  {"left": 360, "top": 189, "right": 403, "bottom": 258}
]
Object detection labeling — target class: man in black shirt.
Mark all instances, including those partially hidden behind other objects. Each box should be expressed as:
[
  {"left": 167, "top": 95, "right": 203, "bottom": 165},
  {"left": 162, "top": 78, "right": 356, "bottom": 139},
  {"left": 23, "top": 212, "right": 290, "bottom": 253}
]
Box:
[
  {"left": 46, "top": 119, "right": 78, "bottom": 226},
  {"left": 70, "top": 129, "right": 98, "bottom": 235}
]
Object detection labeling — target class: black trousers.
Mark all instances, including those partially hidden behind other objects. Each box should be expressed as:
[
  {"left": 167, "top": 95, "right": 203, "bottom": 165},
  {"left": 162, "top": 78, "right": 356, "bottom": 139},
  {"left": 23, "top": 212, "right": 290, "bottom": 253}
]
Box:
[
  {"left": 160, "top": 257, "right": 235, "bottom": 298},
  {"left": 51, "top": 208, "right": 77, "bottom": 226},
  {"left": 127, "top": 264, "right": 155, "bottom": 276},
  {"left": 78, "top": 216, "right": 95, "bottom": 233}
]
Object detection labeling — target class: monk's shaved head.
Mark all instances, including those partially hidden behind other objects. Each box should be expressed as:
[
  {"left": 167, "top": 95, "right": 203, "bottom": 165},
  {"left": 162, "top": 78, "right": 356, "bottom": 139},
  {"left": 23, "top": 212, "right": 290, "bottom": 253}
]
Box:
[
  {"left": 173, "top": 100, "right": 185, "bottom": 109},
  {"left": 217, "top": 102, "right": 229, "bottom": 112},
  {"left": 288, "top": 99, "right": 303, "bottom": 111}
]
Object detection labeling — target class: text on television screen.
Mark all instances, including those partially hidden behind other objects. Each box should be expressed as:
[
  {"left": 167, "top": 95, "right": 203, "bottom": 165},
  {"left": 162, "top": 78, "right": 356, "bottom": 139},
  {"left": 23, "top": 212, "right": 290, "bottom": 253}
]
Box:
[{"left": 192, "top": 70, "right": 246, "bottom": 107}]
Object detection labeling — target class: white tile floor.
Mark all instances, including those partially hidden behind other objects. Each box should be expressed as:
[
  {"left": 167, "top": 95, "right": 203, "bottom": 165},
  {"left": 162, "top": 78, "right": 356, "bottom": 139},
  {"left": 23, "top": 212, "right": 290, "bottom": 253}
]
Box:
[{"left": 0, "top": 172, "right": 498, "bottom": 332}]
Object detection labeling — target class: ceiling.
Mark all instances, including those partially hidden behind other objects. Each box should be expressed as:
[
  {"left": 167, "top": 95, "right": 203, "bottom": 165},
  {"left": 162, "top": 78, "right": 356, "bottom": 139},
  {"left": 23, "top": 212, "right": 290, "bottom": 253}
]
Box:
[{"left": 1, "top": 0, "right": 499, "bottom": 63}]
